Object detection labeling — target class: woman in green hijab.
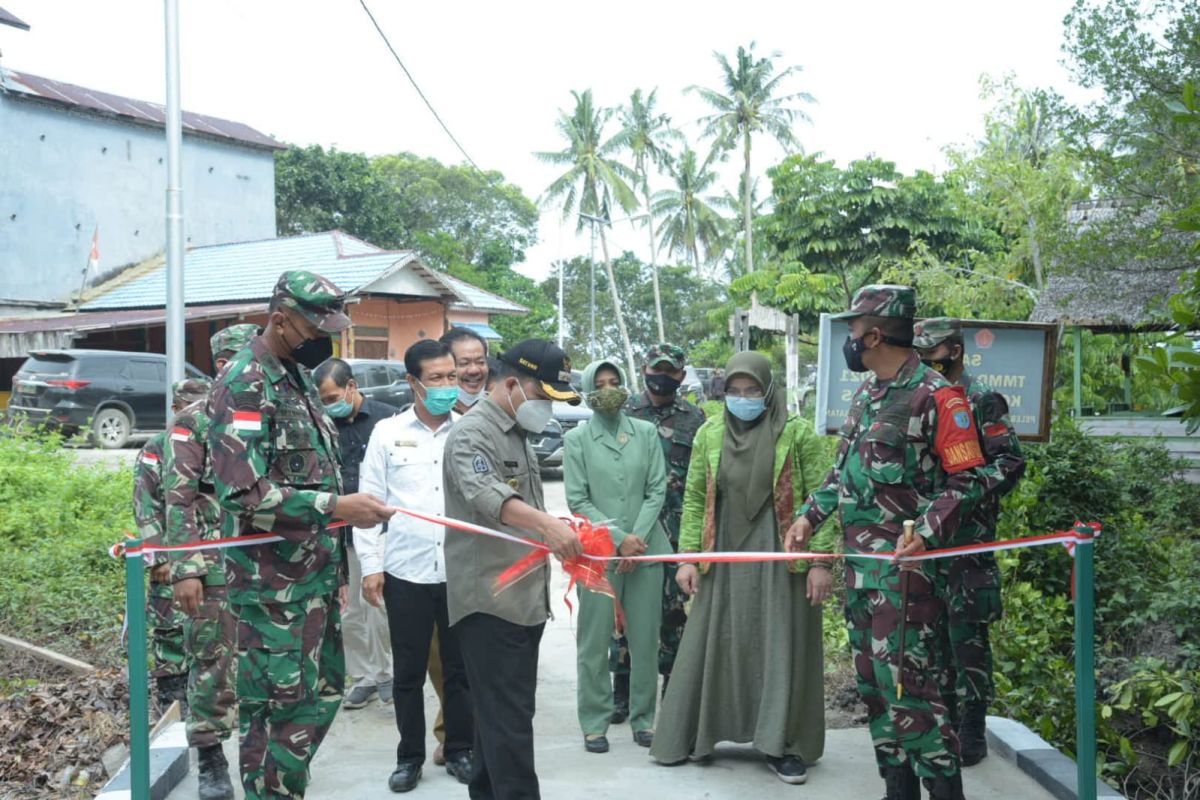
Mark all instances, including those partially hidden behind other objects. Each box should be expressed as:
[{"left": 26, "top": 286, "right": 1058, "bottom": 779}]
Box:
[
  {"left": 564, "top": 359, "right": 670, "bottom": 753},
  {"left": 650, "top": 351, "right": 838, "bottom": 784}
]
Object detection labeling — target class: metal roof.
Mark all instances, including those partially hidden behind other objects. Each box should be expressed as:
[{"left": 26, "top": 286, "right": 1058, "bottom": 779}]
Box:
[
  {"left": 78, "top": 231, "right": 526, "bottom": 315},
  {"left": 0, "top": 302, "right": 265, "bottom": 334},
  {"left": 0, "top": 6, "right": 30, "bottom": 29},
  {"left": 452, "top": 322, "right": 504, "bottom": 340},
  {"left": 0, "top": 67, "right": 284, "bottom": 151}
]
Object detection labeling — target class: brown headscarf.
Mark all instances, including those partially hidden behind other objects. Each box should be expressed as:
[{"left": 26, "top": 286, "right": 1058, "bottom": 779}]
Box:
[{"left": 719, "top": 351, "right": 788, "bottom": 537}]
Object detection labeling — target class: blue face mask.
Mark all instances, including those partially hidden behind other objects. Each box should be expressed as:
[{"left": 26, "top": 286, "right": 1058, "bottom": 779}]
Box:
[
  {"left": 725, "top": 395, "right": 766, "bottom": 422},
  {"left": 419, "top": 381, "right": 460, "bottom": 416},
  {"left": 324, "top": 397, "right": 354, "bottom": 419}
]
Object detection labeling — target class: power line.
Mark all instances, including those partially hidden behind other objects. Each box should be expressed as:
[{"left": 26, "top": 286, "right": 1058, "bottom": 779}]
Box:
[{"left": 357, "top": 0, "right": 485, "bottom": 175}]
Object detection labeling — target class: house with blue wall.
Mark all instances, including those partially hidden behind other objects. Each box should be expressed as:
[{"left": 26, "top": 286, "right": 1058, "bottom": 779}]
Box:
[{"left": 0, "top": 65, "right": 283, "bottom": 311}]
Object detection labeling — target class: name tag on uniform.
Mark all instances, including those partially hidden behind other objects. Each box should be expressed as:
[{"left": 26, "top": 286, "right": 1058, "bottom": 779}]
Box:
[
  {"left": 504, "top": 460, "right": 519, "bottom": 468},
  {"left": 394, "top": 440, "right": 418, "bottom": 447}
]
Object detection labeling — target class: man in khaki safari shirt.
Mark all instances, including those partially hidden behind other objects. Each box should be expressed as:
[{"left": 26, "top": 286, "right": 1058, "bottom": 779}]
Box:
[{"left": 444, "top": 338, "right": 584, "bottom": 800}]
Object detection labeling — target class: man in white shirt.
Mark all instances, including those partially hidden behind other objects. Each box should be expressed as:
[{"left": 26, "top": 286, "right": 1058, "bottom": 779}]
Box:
[{"left": 355, "top": 339, "right": 474, "bottom": 793}]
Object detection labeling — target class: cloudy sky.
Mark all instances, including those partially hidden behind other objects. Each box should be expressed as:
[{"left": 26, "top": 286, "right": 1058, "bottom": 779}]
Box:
[{"left": 0, "top": 0, "right": 1092, "bottom": 281}]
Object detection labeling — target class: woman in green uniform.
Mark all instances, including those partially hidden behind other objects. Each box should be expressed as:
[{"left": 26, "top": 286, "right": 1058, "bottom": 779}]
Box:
[
  {"left": 650, "top": 351, "right": 836, "bottom": 785},
  {"left": 564, "top": 359, "right": 669, "bottom": 753}
]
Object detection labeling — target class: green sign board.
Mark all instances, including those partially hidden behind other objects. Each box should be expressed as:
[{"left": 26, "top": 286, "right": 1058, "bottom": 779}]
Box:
[{"left": 815, "top": 315, "right": 1058, "bottom": 442}]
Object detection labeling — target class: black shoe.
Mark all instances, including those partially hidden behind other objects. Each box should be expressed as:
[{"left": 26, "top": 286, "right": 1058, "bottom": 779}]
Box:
[
  {"left": 633, "top": 730, "right": 654, "bottom": 748},
  {"left": 584, "top": 735, "right": 610, "bottom": 754},
  {"left": 959, "top": 701, "right": 989, "bottom": 766},
  {"left": 444, "top": 751, "right": 472, "bottom": 785},
  {"left": 881, "top": 764, "right": 920, "bottom": 800},
  {"left": 923, "top": 773, "right": 966, "bottom": 800},
  {"left": 611, "top": 673, "right": 630, "bottom": 724},
  {"left": 388, "top": 762, "right": 422, "bottom": 793},
  {"left": 196, "top": 745, "right": 234, "bottom": 800},
  {"left": 765, "top": 755, "right": 807, "bottom": 785}
]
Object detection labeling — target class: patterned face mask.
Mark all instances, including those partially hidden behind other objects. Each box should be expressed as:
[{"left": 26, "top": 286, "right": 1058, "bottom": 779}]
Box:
[{"left": 586, "top": 387, "right": 629, "bottom": 415}]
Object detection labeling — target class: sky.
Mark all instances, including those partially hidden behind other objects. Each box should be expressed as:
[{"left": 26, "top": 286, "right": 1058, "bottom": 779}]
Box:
[{"left": 0, "top": 0, "right": 1093, "bottom": 283}]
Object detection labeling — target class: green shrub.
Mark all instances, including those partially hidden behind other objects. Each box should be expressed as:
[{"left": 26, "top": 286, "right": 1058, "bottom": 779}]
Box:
[{"left": 0, "top": 430, "right": 133, "bottom": 667}]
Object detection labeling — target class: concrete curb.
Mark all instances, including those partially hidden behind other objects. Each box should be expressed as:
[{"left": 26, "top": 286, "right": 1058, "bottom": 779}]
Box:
[
  {"left": 986, "top": 716, "right": 1123, "bottom": 799},
  {"left": 95, "top": 720, "right": 190, "bottom": 800}
]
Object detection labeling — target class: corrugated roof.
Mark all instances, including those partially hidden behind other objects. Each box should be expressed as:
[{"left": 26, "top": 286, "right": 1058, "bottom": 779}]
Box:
[
  {"left": 0, "top": 6, "right": 30, "bottom": 30},
  {"left": 78, "top": 231, "right": 526, "bottom": 315},
  {"left": 440, "top": 273, "right": 527, "bottom": 314},
  {"left": 0, "top": 66, "right": 284, "bottom": 150},
  {"left": 0, "top": 302, "right": 265, "bottom": 335}
]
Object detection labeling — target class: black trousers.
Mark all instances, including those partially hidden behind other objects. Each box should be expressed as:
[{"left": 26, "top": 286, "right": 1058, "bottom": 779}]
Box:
[
  {"left": 455, "top": 612, "right": 545, "bottom": 800},
  {"left": 383, "top": 575, "right": 473, "bottom": 764}
]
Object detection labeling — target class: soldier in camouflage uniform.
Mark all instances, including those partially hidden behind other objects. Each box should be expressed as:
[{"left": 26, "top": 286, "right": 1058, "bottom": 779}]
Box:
[
  {"left": 608, "top": 343, "right": 706, "bottom": 722},
  {"left": 134, "top": 381, "right": 209, "bottom": 712},
  {"left": 165, "top": 324, "right": 258, "bottom": 800},
  {"left": 913, "top": 318, "right": 1026, "bottom": 767},
  {"left": 207, "top": 271, "right": 393, "bottom": 799},
  {"left": 787, "top": 286, "right": 987, "bottom": 800}
]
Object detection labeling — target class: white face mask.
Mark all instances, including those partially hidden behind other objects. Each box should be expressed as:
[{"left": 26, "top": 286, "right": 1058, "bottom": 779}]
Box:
[
  {"left": 458, "top": 386, "right": 485, "bottom": 407},
  {"left": 509, "top": 381, "right": 553, "bottom": 433}
]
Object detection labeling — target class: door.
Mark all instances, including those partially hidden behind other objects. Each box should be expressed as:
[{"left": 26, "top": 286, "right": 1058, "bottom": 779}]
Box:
[{"left": 120, "top": 358, "right": 166, "bottom": 430}]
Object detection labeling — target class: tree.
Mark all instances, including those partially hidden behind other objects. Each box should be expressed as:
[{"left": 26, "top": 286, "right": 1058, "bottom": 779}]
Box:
[
  {"left": 689, "top": 43, "right": 813, "bottom": 274},
  {"left": 651, "top": 147, "right": 723, "bottom": 273},
  {"left": 613, "top": 88, "right": 680, "bottom": 341},
  {"left": 535, "top": 89, "right": 640, "bottom": 386},
  {"left": 275, "top": 145, "right": 392, "bottom": 242}
]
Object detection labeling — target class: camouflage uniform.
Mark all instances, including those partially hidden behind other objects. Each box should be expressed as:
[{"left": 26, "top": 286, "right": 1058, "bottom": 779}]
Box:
[
  {"left": 208, "top": 271, "right": 351, "bottom": 800},
  {"left": 212, "top": 323, "right": 261, "bottom": 372},
  {"left": 913, "top": 319, "right": 1026, "bottom": 710},
  {"left": 799, "top": 287, "right": 986, "bottom": 791},
  {"left": 163, "top": 374, "right": 239, "bottom": 751},
  {"left": 134, "top": 431, "right": 188, "bottom": 682},
  {"left": 612, "top": 343, "right": 706, "bottom": 679}
]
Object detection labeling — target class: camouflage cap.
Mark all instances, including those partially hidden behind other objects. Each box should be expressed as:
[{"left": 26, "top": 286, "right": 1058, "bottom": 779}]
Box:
[
  {"left": 171, "top": 377, "right": 212, "bottom": 406},
  {"left": 831, "top": 284, "right": 917, "bottom": 320},
  {"left": 912, "top": 317, "right": 962, "bottom": 350},
  {"left": 209, "top": 323, "right": 259, "bottom": 358},
  {"left": 272, "top": 270, "right": 351, "bottom": 333},
  {"left": 644, "top": 342, "right": 686, "bottom": 370}
]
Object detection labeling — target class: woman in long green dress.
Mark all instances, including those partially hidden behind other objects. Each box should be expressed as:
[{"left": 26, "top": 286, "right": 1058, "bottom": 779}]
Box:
[{"left": 649, "top": 351, "right": 837, "bottom": 785}]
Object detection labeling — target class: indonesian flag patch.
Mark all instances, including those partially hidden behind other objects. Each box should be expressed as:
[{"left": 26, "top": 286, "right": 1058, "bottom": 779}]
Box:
[
  {"left": 933, "top": 385, "right": 985, "bottom": 473},
  {"left": 170, "top": 426, "right": 190, "bottom": 443},
  {"left": 232, "top": 410, "right": 264, "bottom": 436},
  {"left": 139, "top": 451, "right": 160, "bottom": 465}
]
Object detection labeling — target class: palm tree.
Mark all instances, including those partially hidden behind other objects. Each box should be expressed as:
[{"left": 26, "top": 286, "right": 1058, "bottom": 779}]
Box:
[
  {"left": 689, "top": 43, "right": 813, "bottom": 273},
  {"left": 652, "top": 147, "right": 723, "bottom": 272},
  {"left": 535, "top": 89, "right": 640, "bottom": 384},
  {"left": 612, "top": 88, "right": 680, "bottom": 341},
  {"left": 711, "top": 173, "right": 769, "bottom": 278}
]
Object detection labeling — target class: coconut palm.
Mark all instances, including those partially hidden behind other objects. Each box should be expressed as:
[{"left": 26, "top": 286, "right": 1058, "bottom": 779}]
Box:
[
  {"left": 689, "top": 43, "right": 813, "bottom": 273},
  {"left": 612, "top": 88, "right": 680, "bottom": 341},
  {"left": 535, "top": 89, "right": 639, "bottom": 384},
  {"left": 652, "top": 146, "right": 723, "bottom": 272},
  {"left": 710, "top": 173, "right": 769, "bottom": 278}
]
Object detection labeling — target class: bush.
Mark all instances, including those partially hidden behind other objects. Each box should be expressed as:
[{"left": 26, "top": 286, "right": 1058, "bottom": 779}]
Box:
[
  {"left": 993, "top": 416, "right": 1200, "bottom": 797},
  {"left": 0, "top": 430, "right": 133, "bottom": 668}
]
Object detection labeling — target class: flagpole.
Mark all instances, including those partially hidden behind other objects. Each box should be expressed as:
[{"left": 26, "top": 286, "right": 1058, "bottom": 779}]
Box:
[{"left": 164, "top": 0, "right": 184, "bottom": 414}]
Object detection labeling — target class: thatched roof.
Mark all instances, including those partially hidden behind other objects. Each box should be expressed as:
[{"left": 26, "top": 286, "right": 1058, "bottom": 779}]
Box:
[
  {"left": 1028, "top": 268, "right": 1187, "bottom": 332},
  {"left": 1029, "top": 200, "right": 1195, "bottom": 332}
]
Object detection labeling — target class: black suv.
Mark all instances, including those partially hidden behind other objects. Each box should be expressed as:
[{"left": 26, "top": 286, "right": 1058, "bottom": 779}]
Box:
[
  {"left": 9, "top": 350, "right": 207, "bottom": 448},
  {"left": 341, "top": 359, "right": 414, "bottom": 410}
]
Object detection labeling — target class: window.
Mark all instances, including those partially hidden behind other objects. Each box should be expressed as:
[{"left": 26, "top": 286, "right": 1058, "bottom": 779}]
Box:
[{"left": 123, "top": 360, "right": 160, "bottom": 382}]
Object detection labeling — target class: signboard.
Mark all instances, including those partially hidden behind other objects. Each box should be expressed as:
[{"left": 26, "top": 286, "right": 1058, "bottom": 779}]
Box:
[{"left": 815, "top": 316, "right": 1058, "bottom": 442}]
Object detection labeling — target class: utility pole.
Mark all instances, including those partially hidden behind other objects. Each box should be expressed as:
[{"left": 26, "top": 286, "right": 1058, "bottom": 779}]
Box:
[
  {"left": 557, "top": 260, "right": 565, "bottom": 349},
  {"left": 164, "top": 0, "right": 184, "bottom": 418}
]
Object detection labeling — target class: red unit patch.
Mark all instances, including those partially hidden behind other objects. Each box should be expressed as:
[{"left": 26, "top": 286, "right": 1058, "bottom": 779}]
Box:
[{"left": 933, "top": 385, "right": 985, "bottom": 473}]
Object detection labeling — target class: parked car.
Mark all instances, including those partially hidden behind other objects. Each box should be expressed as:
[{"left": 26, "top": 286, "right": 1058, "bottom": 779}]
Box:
[
  {"left": 693, "top": 366, "right": 715, "bottom": 397},
  {"left": 532, "top": 400, "right": 594, "bottom": 474},
  {"left": 341, "top": 358, "right": 414, "bottom": 411},
  {"left": 8, "top": 349, "right": 206, "bottom": 448},
  {"left": 682, "top": 365, "right": 706, "bottom": 402}
]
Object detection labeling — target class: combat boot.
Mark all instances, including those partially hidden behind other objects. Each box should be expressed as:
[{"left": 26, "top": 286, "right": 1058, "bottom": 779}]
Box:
[
  {"left": 611, "top": 673, "right": 630, "bottom": 724},
  {"left": 880, "top": 764, "right": 920, "bottom": 800},
  {"left": 196, "top": 744, "right": 234, "bottom": 800},
  {"left": 924, "top": 773, "right": 966, "bottom": 800},
  {"left": 959, "top": 701, "right": 989, "bottom": 766}
]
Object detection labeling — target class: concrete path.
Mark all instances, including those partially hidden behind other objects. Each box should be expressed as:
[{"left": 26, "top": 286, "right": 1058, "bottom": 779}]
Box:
[{"left": 166, "top": 478, "right": 1058, "bottom": 800}]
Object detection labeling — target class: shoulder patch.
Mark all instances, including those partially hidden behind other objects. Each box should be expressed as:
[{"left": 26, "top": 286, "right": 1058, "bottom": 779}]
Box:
[
  {"left": 231, "top": 410, "right": 264, "bottom": 437},
  {"left": 983, "top": 422, "right": 1009, "bottom": 438},
  {"left": 473, "top": 454, "right": 490, "bottom": 474},
  {"left": 933, "top": 385, "right": 985, "bottom": 473}
]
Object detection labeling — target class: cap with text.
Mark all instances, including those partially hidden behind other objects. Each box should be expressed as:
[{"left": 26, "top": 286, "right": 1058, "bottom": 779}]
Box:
[
  {"left": 912, "top": 317, "right": 962, "bottom": 350},
  {"left": 831, "top": 284, "right": 917, "bottom": 320},
  {"left": 499, "top": 339, "right": 581, "bottom": 405}
]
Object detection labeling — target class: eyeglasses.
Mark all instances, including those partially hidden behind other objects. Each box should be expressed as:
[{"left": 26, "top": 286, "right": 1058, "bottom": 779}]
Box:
[{"left": 725, "top": 387, "right": 764, "bottom": 399}]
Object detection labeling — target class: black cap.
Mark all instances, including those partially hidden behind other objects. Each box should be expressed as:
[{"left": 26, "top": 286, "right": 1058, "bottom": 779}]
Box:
[{"left": 498, "top": 339, "right": 581, "bottom": 405}]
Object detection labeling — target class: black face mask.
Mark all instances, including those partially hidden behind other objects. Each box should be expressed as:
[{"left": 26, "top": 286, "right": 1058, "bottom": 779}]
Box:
[
  {"left": 644, "top": 372, "right": 683, "bottom": 397},
  {"left": 842, "top": 336, "right": 867, "bottom": 373},
  {"left": 293, "top": 335, "right": 333, "bottom": 370},
  {"left": 921, "top": 357, "right": 956, "bottom": 375}
]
